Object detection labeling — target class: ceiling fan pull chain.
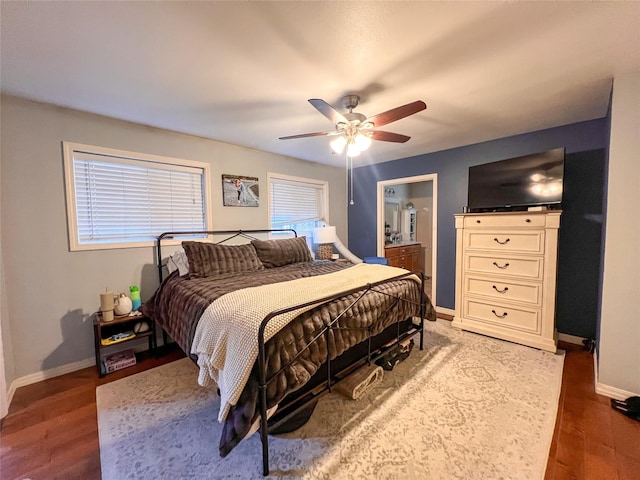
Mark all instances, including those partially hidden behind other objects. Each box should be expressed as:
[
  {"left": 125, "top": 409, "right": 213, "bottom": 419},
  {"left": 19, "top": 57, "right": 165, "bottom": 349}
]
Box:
[
  {"left": 347, "top": 154, "right": 354, "bottom": 205},
  {"left": 345, "top": 154, "right": 349, "bottom": 205}
]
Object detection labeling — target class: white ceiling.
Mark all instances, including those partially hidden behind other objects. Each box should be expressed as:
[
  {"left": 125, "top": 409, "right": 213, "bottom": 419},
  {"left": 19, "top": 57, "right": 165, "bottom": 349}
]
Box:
[{"left": 2, "top": 1, "right": 639, "bottom": 167}]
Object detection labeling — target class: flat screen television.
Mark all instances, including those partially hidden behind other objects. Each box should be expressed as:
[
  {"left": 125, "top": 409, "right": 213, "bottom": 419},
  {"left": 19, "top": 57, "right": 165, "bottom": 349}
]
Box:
[{"left": 466, "top": 148, "right": 565, "bottom": 213}]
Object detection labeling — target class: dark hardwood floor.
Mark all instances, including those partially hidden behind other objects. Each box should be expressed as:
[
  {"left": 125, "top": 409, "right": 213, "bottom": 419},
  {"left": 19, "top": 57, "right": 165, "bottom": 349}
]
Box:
[
  {"left": 545, "top": 342, "right": 640, "bottom": 480},
  {"left": 1, "top": 341, "right": 638, "bottom": 480},
  {"left": 0, "top": 347, "right": 185, "bottom": 480}
]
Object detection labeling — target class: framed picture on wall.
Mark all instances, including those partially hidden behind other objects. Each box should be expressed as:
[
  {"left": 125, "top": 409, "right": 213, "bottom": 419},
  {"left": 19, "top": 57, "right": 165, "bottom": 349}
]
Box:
[{"left": 222, "top": 174, "right": 259, "bottom": 207}]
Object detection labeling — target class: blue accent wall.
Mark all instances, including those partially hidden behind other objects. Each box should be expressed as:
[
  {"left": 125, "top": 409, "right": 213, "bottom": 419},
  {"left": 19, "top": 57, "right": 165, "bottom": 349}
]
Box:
[{"left": 348, "top": 119, "right": 608, "bottom": 331}]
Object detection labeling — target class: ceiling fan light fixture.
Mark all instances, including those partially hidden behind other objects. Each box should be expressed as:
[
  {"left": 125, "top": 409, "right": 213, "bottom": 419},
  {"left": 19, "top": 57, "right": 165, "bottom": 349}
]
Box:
[
  {"left": 346, "top": 141, "right": 361, "bottom": 157},
  {"left": 280, "top": 95, "right": 427, "bottom": 205},
  {"left": 354, "top": 133, "right": 372, "bottom": 151},
  {"left": 330, "top": 136, "right": 347, "bottom": 154}
]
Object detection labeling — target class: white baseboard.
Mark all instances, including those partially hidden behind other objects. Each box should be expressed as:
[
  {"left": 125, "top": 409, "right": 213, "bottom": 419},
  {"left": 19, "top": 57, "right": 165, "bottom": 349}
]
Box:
[
  {"left": 10, "top": 357, "right": 95, "bottom": 393},
  {"left": 557, "top": 332, "right": 586, "bottom": 346},
  {"left": 596, "top": 382, "right": 638, "bottom": 401},
  {"left": 593, "top": 348, "right": 639, "bottom": 401},
  {"left": 7, "top": 382, "right": 17, "bottom": 410},
  {"left": 7, "top": 357, "right": 95, "bottom": 412},
  {"left": 7, "top": 339, "right": 153, "bottom": 408}
]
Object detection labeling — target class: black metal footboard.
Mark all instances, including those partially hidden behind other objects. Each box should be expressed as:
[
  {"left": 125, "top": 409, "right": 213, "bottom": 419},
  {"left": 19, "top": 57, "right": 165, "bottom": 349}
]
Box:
[{"left": 256, "top": 270, "right": 427, "bottom": 476}]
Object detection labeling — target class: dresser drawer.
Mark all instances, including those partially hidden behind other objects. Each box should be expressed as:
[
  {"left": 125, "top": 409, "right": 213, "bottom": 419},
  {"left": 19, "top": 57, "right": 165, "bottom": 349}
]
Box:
[
  {"left": 465, "top": 230, "right": 544, "bottom": 254},
  {"left": 463, "top": 299, "right": 540, "bottom": 333},
  {"left": 387, "top": 255, "right": 407, "bottom": 269},
  {"left": 465, "top": 253, "right": 543, "bottom": 280},
  {"left": 385, "top": 244, "right": 421, "bottom": 256},
  {"left": 385, "top": 243, "right": 421, "bottom": 271},
  {"left": 464, "top": 214, "right": 546, "bottom": 229},
  {"left": 464, "top": 275, "right": 541, "bottom": 305}
]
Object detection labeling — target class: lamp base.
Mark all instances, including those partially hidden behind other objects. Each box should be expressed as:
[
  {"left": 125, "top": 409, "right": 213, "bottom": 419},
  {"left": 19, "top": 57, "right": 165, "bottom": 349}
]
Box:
[{"left": 317, "top": 244, "right": 333, "bottom": 260}]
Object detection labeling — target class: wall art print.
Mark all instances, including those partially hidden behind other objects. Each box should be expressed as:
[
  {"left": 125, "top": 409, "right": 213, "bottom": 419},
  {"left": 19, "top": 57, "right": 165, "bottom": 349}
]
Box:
[{"left": 222, "top": 174, "right": 259, "bottom": 207}]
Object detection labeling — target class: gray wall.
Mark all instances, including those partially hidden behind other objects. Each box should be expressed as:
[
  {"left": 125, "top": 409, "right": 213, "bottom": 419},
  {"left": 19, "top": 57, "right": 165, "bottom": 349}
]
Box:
[
  {"left": 598, "top": 71, "right": 640, "bottom": 395},
  {"left": 0, "top": 117, "right": 13, "bottom": 411},
  {"left": 0, "top": 95, "right": 347, "bottom": 381}
]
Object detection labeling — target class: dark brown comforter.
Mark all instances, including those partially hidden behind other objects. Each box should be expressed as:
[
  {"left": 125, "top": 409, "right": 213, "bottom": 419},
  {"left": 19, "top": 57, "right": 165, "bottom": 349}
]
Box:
[{"left": 143, "top": 260, "right": 436, "bottom": 456}]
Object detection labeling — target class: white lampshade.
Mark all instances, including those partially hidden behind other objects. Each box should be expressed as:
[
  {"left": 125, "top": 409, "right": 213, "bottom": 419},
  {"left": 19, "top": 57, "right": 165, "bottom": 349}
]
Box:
[
  {"left": 346, "top": 142, "right": 361, "bottom": 157},
  {"left": 313, "top": 225, "right": 336, "bottom": 244},
  {"left": 330, "top": 136, "right": 347, "bottom": 154},
  {"left": 354, "top": 133, "right": 372, "bottom": 151}
]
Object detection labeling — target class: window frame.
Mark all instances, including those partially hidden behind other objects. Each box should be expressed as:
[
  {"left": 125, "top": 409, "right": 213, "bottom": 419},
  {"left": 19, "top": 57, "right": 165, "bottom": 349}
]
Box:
[
  {"left": 266, "top": 172, "right": 329, "bottom": 240},
  {"left": 63, "top": 142, "right": 212, "bottom": 251}
]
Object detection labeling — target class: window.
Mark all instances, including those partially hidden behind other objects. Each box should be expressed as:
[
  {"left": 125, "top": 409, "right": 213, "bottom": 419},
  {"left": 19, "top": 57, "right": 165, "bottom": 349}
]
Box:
[
  {"left": 63, "top": 142, "right": 211, "bottom": 251},
  {"left": 267, "top": 173, "right": 328, "bottom": 240}
]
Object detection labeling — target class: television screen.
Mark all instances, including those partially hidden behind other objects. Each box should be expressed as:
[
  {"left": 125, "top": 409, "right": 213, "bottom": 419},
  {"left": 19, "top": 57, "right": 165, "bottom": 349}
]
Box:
[{"left": 467, "top": 148, "right": 565, "bottom": 212}]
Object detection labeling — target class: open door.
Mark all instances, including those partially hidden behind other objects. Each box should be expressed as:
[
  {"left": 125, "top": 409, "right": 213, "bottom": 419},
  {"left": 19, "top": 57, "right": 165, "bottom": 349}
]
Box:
[{"left": 377, "top": 174, "right": 437, "bottom": 306}]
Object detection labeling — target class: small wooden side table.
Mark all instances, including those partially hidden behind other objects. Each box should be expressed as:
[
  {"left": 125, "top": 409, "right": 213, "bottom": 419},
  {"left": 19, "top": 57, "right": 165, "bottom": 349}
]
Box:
[{"left": 93, "top": 312, "right": 156, "bottom": 377}]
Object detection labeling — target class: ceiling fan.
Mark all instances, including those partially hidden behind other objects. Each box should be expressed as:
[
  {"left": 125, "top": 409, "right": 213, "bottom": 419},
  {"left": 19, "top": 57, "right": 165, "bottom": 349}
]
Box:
[{"left": 279, "top": 95, "right": 427, "bottom": 157}]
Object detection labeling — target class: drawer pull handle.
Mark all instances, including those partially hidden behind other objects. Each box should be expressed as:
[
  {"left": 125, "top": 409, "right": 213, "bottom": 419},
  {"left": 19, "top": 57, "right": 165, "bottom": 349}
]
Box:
[
  {"left": 491, "top": 309, "right": 508, "bottom": 319},
  {"left": 476, "top": 220, "right": 481, "bottom": 223},
  {"left": 494, "top": 237, "right": 510, "bottom": 245},
  {"left": 492, "top": 261, "right": 510, "bottom": 269},
  {"left": 526, "top": 218, "right": 531, "bottom": 223},
  {"left": 492, "top": 285, "right": 509, "bottom": 294}
]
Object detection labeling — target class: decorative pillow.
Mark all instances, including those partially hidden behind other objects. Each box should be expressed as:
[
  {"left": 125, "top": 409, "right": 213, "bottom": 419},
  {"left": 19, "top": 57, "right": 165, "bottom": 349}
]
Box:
[
  {"left": 167, "top": 251, "right": 190, "bottom": 276},
  {"left": 251, "top": 236, "right": 313, "bottom": 268},
  {"left": 182, "top": 241, "right": 264, "bottom": 277}
]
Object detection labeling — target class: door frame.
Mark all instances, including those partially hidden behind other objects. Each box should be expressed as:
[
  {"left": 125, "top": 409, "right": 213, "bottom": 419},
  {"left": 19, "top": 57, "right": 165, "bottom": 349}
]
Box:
[{"left": 377, "top": 173, "right": 438, "bottom": 307}]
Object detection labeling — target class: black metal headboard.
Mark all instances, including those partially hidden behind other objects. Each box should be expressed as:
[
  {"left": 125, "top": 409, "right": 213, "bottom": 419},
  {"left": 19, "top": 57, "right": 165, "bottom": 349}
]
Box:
[{"left": 156, "top": 229, "right": 298, "bottom": 283}]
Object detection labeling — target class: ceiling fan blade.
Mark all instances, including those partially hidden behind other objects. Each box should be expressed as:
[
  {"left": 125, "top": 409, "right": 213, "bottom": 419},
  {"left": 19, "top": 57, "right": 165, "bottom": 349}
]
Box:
[
  {"left": 308, "top": 98, "right": 349, "bottom": 125},
  {"left": 279, "top": 131, "right": 338, "bottom": 140},
  {"left": 365, "top": 100, "right": 426, "bottom": 128},
  {"left": 369, "top": 130, "right": 411, "bottom": 143}
]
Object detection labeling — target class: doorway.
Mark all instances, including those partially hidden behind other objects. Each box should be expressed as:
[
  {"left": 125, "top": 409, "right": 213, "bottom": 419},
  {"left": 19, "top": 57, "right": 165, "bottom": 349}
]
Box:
[{"left": 377, "top": 174, "right": 437, "bottom": 306}]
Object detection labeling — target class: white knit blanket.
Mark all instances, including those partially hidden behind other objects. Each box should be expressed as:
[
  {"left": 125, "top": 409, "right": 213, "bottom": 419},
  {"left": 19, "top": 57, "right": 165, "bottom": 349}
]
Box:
[{"left": 190, "top": 263, "right": 418, "bottom": 422}]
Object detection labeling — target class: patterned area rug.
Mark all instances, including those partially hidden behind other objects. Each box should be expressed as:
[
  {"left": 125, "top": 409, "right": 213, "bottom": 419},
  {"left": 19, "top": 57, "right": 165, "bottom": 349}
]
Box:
[{"left": 97, "top": 320, "right": 564, "bottom": 480}]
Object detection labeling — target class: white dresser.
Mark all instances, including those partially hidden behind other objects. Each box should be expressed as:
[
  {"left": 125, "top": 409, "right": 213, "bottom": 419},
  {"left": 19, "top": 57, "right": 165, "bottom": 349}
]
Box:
[{"left": 452, "top": 211, "right": 561, "bottom": 352}]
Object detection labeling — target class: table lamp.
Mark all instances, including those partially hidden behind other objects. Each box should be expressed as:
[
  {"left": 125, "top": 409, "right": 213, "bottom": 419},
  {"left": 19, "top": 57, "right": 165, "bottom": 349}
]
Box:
[{"left": 313, "top": 225, "right": 336, "bottom": 260}]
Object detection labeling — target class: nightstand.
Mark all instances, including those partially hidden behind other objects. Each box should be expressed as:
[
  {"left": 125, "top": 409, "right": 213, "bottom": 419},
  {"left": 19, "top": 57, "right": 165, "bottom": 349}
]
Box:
[{"left": 93, "top": 311, "right": 156, "bottom": 377}]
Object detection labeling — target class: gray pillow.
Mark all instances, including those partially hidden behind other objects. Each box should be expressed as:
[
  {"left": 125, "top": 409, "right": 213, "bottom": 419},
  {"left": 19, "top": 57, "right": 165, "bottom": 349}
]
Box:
[
  {"left": 251, "top": 236, "right": 313, "bottom": 268},
  {"left": 182, "top": 241, "right": 264, "bottom": 277}
]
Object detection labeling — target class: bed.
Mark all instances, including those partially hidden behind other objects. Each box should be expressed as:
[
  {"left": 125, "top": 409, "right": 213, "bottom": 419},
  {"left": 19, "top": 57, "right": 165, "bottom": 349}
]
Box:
[{"left": 142, "top": 229, "right": 437, "bottom": 475}]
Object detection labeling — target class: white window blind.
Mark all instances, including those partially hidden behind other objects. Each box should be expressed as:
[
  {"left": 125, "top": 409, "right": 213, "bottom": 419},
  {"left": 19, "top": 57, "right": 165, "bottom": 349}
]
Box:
[
  {"left": 64, "top": 143, "right": 210, "bottom": 250},
  {"left": 269, "top": 174, "right": 327, "bottom": 239}
]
